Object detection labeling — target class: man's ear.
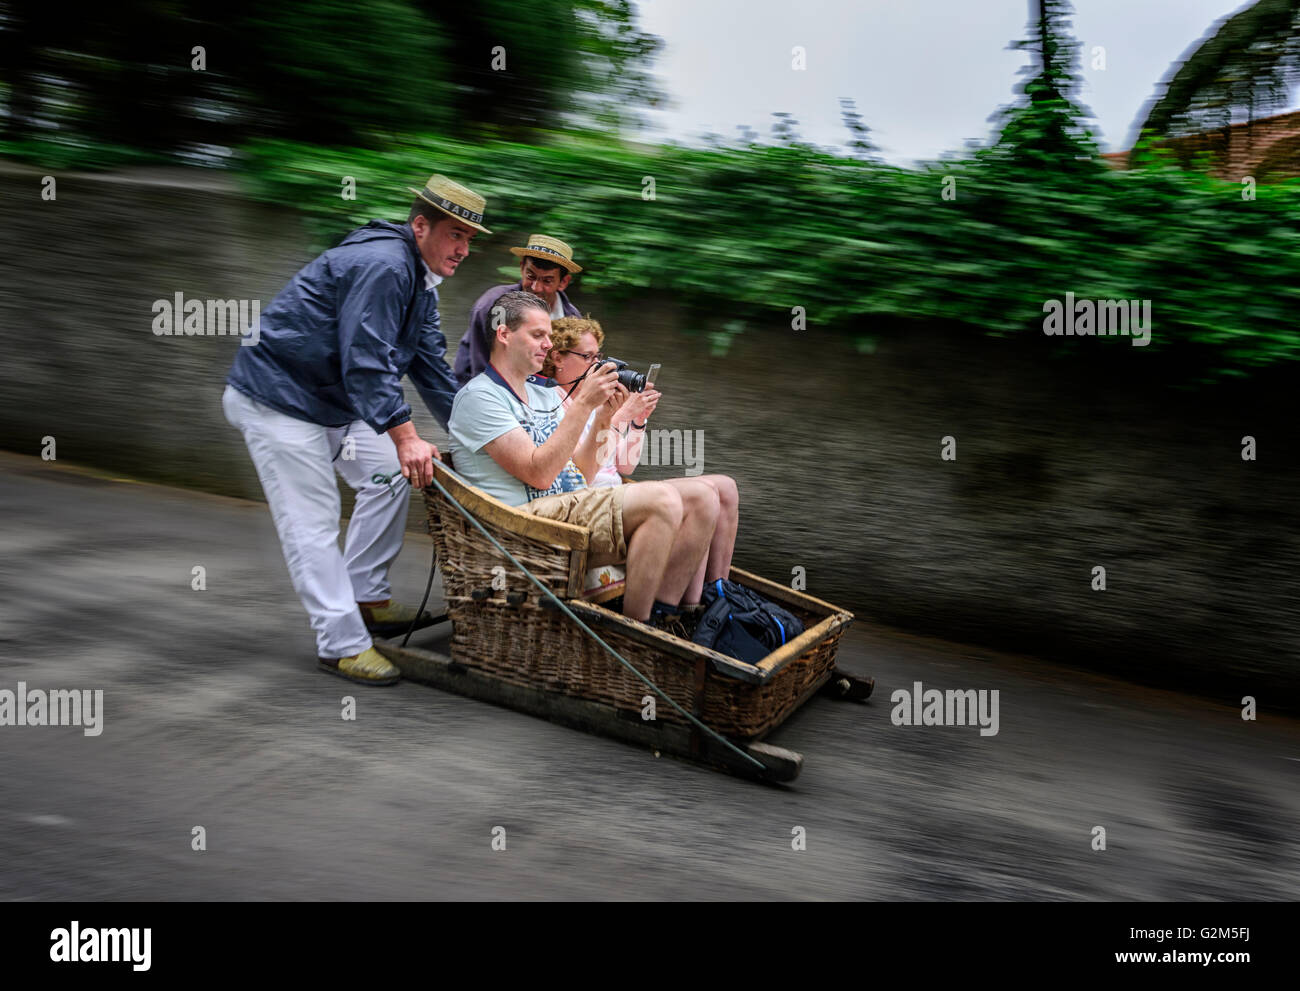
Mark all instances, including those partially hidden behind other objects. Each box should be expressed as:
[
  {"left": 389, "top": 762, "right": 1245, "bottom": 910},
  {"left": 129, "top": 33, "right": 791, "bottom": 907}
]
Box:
[{"left": 558, "top": 273, "right": 572, "bottom": 292}]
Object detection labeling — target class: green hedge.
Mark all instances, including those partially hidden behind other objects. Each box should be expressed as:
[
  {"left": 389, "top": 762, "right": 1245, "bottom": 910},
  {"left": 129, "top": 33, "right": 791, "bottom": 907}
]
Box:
[{"left": 233, "top": 131, "right": 1300, "bottom": 376}]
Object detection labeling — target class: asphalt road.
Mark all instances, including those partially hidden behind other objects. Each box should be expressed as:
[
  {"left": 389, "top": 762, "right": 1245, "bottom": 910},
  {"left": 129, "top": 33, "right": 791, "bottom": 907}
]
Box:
[{"left": 2, "top": 452, "right": 1297, "bottom": 900}]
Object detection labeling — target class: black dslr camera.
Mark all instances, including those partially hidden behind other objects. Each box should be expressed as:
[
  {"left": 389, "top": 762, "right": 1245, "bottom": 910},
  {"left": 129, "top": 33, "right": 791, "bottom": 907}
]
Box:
[{"left": 592, "top": 357, "right": 649, "bottom": 393}]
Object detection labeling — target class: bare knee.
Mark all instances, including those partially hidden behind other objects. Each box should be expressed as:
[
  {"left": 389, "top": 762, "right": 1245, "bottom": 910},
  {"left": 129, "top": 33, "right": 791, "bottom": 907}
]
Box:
[
  {"left": 695, "top": 474, "right": 738, "bottom": 511},
  {"left": 713, "top": 475, "right": 738, "bottom": 511},
  {"left": 680, "top": 480, "right": 720, "bottom": 526},
  {"left": 624, "top": 481, "right": 684, "bottom": 535},
  {"left": 648, "top": 482, "right": 683, "bottom": 529}
]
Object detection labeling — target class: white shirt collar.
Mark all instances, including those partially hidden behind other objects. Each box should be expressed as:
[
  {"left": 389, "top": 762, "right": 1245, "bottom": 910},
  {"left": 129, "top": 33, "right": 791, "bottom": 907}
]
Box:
[
  {"left": 549, "top": 293, "right": 565, "bottom": 319},
  {"left": 421, "top": 258, "right": 443, "bottom": 290}
]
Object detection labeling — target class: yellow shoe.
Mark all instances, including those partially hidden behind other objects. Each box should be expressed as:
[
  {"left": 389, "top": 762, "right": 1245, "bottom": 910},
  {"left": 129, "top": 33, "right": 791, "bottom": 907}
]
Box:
[
  {"left": 358, "top": 600, "right": 437, "bottom": 637},
  {"left": 318, "top": 646, "right": 401, "bottom": 686}
]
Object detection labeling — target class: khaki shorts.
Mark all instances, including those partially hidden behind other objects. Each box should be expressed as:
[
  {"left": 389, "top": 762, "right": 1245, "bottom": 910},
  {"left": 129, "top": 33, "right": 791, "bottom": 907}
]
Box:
[{"left": 524, "top": 485, "right": 627, "bottom": 566}]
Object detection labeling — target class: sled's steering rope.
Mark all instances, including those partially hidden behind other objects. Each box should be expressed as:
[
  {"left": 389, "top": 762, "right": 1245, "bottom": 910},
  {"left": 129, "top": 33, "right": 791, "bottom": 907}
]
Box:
[{"left": 424, "top": 468, "right": 766, "bottom": 772}]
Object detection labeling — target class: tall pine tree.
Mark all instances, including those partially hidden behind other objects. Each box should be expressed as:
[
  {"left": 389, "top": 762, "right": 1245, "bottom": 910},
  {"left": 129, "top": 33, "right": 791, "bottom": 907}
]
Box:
[{"left": 985, "top": 0, "right": 1101, "bottom": 173}]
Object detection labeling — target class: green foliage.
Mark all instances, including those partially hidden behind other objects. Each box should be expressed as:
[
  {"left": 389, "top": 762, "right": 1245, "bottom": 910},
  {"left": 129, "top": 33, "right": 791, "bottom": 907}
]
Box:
[
  {"left": 1136, "top": 0, "right": 1300, "bottom": 146},
  {"left": 986, "top": 0, "right": 1102, "bottom": 173},
  {"left": 0, "top": 0, "right": 218, "bottom": 150},
  {"left": 569, "top": 0, "right": 666, "bottom": 128},
  {"left": 0, "top": 0, "right": 662, "bottom": 148},
  {"left": 414, "top": 0, "right": 664, "bottom": 134},
  {"left": 0, "top": 135, "right": 170, "bottom": 169},
  {"left": 405, "top": 0, "right": 580, "bottom": 137},
  {"left": 238, "top": 128, "right": 1300, "bottom": 378},
  {"left": 233, "top": 0, "right": 448, "bottom": 144}
]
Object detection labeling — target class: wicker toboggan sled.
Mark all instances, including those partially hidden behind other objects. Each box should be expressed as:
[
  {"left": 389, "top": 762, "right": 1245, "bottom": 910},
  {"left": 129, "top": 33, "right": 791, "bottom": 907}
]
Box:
[{"left": 374, "top": 460, "right": 872, "bottom": 782}]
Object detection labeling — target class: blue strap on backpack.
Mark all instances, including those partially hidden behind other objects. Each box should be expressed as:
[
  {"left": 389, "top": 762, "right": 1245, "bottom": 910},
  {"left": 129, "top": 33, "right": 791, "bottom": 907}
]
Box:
[{"left": 691, "top": 579, "right": 805, "bottom": 664}]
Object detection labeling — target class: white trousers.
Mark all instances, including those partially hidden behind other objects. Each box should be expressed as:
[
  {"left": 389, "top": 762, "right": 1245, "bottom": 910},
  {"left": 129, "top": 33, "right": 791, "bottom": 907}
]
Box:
[{"left": 222, "top": 385, "right": 411, "bottom": 659}]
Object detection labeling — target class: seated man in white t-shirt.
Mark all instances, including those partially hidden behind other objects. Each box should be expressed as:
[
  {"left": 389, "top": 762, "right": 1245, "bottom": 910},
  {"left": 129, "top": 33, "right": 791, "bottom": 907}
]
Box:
[{"left": 448, "top": 291, "right": 720, "bottom": 625}]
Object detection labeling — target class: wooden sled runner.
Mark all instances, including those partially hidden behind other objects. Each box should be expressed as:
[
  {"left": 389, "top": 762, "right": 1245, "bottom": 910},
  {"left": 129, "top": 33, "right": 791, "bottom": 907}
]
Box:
[{"left": 374, "top": 460, "right": 873, "bottom": 783}]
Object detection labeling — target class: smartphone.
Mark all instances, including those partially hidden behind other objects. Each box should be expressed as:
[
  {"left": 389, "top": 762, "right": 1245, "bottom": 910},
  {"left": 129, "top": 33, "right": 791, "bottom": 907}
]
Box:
[{"left": 645, "top": 363, "right": 661, "bottom": 391}]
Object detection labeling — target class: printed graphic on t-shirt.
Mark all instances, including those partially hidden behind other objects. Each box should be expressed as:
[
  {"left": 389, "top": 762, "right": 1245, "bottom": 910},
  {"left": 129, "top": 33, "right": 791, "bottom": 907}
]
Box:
[{"left": 518, "top": 407, "right": 586, "bottom": 501}]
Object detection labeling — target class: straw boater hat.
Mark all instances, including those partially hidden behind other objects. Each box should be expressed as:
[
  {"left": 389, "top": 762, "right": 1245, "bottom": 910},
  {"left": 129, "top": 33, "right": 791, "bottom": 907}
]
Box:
[
  {"left": 407, "top": 174, "right": 492, "bottom": 234},
  {"left": 509, "top": 234, "right": 582, "bottom": 274}
]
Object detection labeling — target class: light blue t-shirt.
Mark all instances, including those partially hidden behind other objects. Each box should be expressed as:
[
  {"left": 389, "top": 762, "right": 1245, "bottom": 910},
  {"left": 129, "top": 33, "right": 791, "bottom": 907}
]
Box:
[{"left": 448, "top": 370, "right": 586, "bottom": 506}]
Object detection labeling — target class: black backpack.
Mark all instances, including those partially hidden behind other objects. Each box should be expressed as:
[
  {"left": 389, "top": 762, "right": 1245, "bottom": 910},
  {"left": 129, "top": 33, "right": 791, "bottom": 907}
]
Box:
[{"left": 691, "top": 579, "right": 805, "bottom": 664}]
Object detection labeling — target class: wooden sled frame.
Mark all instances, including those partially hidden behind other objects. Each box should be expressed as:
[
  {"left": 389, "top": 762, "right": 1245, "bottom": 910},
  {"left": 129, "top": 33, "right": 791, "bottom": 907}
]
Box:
[{"left": 374, "top": 461, "right": 873, "bottom": 783}]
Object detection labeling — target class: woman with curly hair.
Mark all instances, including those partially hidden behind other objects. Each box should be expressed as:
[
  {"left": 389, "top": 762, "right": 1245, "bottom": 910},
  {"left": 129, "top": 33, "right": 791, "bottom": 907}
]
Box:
[{"left": 543, "top": 316, "right": 740, "bottom": 612}]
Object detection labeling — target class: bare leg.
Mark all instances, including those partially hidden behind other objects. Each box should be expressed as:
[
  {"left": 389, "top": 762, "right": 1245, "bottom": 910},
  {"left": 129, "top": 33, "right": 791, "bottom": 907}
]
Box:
[
  {"left": 662, "top": 475, "right": 739, "bottom": 603},
  {"left": 618, "top": 482, "right": 682, "bottom": 621},
  {"left": 686, "top": 555, "right": 708, "bottom": 606},
  {"left": 701, "top": 474, "right": 739, "bottom": 580},
  {"left": 653, "top": 479, "right": 718, "bottom": 606}
]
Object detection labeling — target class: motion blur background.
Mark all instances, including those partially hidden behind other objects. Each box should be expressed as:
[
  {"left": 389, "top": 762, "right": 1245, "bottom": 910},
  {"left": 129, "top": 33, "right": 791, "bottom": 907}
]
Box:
[{"left": 2, "top": 0, "right": 1298, "bottom": 702}]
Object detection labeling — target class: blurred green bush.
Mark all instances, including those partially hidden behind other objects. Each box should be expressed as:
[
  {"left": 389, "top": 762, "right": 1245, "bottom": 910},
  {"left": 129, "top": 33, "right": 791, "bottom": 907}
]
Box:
[{"left": 236, "top": 130, "right": 1300, "bottom": 378}]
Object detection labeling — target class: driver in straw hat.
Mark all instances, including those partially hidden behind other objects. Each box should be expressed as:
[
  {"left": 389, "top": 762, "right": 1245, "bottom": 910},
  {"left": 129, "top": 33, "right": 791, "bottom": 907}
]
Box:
[
  {"left": 224, "top": 174, "right": 490, "bottom": 686},
  {"left": 454, "top": 234, "right": 583, "bottom": 389}
]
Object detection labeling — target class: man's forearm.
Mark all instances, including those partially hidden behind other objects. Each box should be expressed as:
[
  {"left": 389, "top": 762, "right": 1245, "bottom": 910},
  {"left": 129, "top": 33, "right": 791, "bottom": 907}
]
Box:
[
  {"left": 387, "top": 420, "right": 419, "bottom": 450},
  {"left": 528, "top": 408, "right": 591, "bottom": 488}
]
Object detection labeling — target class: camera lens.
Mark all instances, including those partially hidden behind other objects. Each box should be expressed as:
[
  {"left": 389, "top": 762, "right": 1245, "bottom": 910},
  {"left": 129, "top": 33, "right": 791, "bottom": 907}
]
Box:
[
  {"left": 594, "top": 357, "right": 644, "bottom": 392},
  {"left": 617, "top": 369, "right": 646, "bottom": 392}
]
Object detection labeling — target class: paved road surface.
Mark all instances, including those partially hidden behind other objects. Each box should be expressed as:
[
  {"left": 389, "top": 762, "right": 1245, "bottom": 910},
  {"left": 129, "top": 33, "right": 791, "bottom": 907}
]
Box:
[{"left": 2, "top": 452, "right": 1297, "bottom": 900}]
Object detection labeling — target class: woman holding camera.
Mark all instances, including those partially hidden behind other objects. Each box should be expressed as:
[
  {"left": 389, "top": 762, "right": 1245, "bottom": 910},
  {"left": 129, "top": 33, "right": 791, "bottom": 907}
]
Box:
[
  {"left": 543, "top": 317, "right": 657, "bottom": 484},
  {"left": 544, "top": 317, "right": 740, "bottom": 614}
]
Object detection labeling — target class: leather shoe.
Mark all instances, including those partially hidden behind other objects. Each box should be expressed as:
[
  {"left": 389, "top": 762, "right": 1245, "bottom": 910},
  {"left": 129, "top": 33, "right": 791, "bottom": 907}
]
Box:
[
  {"left": 318, "top": 646, "right": 401, "bottom": 686},
  {"left": 358, "top": 600, "right": 438, "bottom": 637}
]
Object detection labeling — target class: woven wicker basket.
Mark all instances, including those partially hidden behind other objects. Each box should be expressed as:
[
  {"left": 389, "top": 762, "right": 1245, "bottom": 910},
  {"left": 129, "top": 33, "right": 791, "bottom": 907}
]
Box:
[{"left": 426, "top": 461, "right": 854, "bottom": 741}]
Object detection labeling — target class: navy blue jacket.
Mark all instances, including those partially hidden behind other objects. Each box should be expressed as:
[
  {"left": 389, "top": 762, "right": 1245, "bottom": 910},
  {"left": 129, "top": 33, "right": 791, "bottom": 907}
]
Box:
[
  {"left": 227, "top": 221, "right": 457, "bottom": 433},
  {"left": 453, "top": 282, "right": 579, "bottom": 390}
]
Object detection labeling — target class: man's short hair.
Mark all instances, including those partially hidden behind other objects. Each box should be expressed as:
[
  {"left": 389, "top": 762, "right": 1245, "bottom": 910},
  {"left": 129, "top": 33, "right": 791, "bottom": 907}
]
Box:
[
  {"left": 521, "top": 256, "right": 565, "bottom": 275},
  {"left": 492, "top": 290, "right": 550, "bottom": 339},
  {"left": 408, "top": 198, "right": 451, "bottom": 226}
]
